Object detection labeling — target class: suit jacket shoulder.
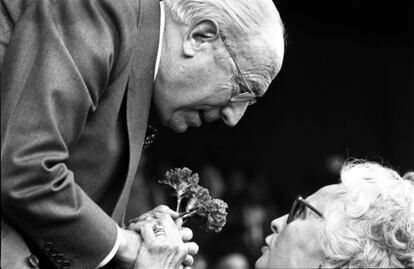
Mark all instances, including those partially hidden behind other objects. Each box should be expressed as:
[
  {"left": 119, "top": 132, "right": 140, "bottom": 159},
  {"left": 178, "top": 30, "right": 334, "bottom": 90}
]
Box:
[{"left": 1, "top": 0, "right": 160, "bottom": 267}]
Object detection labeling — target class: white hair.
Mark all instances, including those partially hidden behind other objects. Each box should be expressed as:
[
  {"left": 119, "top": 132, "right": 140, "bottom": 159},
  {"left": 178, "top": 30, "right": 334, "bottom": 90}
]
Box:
[
  {"left": 164, "top": 0, "right": 285, "bottom": 86},
  {"left": 320, "top": 161, "right": 414, "bottom": 268},
  {"left": 164, "top": 0, "right": 283, "bottom": 37}
]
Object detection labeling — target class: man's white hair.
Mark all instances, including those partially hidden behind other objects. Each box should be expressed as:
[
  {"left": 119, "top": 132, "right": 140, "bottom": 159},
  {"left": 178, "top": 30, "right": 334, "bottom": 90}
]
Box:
[
  {"left": 164, "top": 0, "right": 285, "bottom": 85},
  {"left": 164, "top": 0, "right": 282, "bottom": 36},
  {"left": 320, "top": 161, "right": 414, "bottom": 268}
]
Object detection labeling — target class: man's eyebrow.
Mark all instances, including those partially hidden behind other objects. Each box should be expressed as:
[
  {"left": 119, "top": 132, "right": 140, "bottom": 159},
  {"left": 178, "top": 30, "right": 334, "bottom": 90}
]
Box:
[{"left": 252, "top": 80, "right": 267, "bottom": 97}]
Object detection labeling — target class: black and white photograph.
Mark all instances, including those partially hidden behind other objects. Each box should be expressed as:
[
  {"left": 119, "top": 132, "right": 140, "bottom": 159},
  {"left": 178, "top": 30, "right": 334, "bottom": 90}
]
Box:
[{"left": 1, "top": 0, "right": 413, "bottom": 268}]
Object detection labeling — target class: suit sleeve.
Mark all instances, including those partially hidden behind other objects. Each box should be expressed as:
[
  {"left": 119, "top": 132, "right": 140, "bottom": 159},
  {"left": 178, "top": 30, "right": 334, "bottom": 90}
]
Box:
[{"left": 1, "top": 0, "right": 127, "bottom": 268}]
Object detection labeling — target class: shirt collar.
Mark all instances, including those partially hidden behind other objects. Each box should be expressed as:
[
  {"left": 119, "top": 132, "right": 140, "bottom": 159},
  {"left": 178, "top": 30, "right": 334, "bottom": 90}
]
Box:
[{"left": 154, "top": 1, "right": 165, "bottom": 81}]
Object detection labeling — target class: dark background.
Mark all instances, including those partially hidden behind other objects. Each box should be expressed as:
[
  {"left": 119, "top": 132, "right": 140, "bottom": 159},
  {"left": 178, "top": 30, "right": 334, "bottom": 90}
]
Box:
[{"left": 128, "top": 1, "right": 414, "bottom": 268}]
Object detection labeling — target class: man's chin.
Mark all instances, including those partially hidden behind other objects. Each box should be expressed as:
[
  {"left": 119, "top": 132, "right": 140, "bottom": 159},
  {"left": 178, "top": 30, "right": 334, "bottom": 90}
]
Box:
[{"left": 168, "top": 121, "right": 189, "bottom": 133}]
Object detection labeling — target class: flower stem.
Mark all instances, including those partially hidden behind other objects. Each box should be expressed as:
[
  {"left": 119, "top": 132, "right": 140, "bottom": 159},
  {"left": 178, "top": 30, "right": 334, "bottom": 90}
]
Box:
[
  {"left": 176, "top": 197, "right": 182, "bottom": 213},
  {"left": 180, "top": 209, "right": 199, "bottom": 220}
]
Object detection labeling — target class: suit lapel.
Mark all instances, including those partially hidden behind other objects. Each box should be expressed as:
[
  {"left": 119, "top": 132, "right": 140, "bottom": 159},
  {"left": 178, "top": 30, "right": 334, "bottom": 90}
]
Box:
[{"left": 112, "top": 0, "right": 160, "bottom": 223}]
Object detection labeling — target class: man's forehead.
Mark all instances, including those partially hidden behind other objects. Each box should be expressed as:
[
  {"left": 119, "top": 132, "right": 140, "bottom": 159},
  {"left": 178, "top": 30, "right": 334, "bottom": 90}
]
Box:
[
  {"left": 247, "top": 33, "right": 283, "bottom": 74},
  {"left": 238, "top": 46, "right": 281, "bottom": 95}
]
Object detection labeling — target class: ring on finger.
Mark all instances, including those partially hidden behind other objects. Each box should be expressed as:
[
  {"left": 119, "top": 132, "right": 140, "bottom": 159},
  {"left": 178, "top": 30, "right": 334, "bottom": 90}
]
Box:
[{"left": 152, "top": 223, "right": 166, "bottom": 237}]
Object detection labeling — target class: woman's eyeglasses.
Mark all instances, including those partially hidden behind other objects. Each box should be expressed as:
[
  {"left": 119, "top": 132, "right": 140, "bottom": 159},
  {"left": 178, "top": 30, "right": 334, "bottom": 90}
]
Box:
[
  {"left": 220, "top": 33, "right": 257, "bottom": 106},
  {"left": 287, "top": 195, "right": 324, "bottom": 224}
]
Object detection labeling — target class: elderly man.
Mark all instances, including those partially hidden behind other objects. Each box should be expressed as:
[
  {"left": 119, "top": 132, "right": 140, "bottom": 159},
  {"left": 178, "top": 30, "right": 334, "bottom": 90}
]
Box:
[{"left": 1, "top": 0, "right": 285, "bottom": 268}]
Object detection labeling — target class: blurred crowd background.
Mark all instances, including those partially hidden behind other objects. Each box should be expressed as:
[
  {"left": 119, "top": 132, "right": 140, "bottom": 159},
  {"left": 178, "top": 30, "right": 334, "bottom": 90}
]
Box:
[{"left": 126, "top": 1, "right": 413, "bottom": 268}]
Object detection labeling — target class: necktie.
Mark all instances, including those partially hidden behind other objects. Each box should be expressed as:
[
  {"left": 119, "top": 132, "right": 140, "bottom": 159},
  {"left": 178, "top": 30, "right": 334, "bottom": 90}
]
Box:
[{"left": 143, "top": 125, "right": 157, "bottom": 152}]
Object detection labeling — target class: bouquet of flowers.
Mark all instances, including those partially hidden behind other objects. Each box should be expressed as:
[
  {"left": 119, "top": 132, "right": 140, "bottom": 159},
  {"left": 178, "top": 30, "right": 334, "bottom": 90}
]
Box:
[{"left": 159, "top": 167, "right": 228, "bottom": 232}]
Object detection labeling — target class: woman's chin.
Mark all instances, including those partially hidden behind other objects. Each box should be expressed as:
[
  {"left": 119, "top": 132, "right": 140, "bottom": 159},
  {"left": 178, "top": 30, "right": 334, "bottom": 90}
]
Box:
[{"left": 255, "top": 253, "right": 268, "bottom": 269}]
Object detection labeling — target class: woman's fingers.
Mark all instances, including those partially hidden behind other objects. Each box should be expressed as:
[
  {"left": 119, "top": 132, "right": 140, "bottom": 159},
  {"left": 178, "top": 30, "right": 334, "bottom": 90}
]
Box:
[
  {"left": 128, "top": 205, "right": 179, "bottom": 226},
  {"left": 142, "top": 205, "right": 179, "bottom": 221},
  {"left": 180, "top": 227, "right": 193, "bottom": 241},
  {"left": 182, "top": 242, "right": 198, "bottom": 268},
  {"left": 154, "top": 213, "right": 183, "bottom": 243},
  {"left": 127, "top": 218, "right": 157, "bottom": 232},
  {"left": 185, "top": 242, "right": 199, "bottom": 255},
  {"left": 140, "top": 222, "right": 156, "bottom": 242},
  {"left": 127, "top": 221, "right": 139, "bottom": 232},
  {"left": 175, "top": 217, "right": 183, "bottom": 228},
  {"left": 129, "top": 217, "right": 194, "bottom": 245},
  {"left": 182, "top": 255, "right": 194, "bottom": 267},
  {"left": 153, "top": 205, "right": 180, "bottom": 218}
]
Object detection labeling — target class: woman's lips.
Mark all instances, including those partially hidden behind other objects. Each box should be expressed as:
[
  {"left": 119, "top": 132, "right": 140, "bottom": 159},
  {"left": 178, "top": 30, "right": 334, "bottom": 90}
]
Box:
[{"left": 261, "top": 246, "right": 269, "bottom": 253}]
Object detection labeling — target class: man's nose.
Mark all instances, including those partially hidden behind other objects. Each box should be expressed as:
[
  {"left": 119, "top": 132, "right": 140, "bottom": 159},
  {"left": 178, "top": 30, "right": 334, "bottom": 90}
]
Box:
[
  {"left": 220, "top": 102, "right": 249, "bottom": 127},
  {"left": 270, "top": 214, "right": 288, "bottom": 233}
]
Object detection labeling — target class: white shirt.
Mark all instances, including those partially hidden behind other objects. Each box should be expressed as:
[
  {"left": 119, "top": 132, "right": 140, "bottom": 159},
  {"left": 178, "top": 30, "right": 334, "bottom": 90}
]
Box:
[
  {"left": 96, "top": 2, "right": 165, "bottom": 268},
  {"left": 154, "top": 1, "right": 165, "bottom": 81}
]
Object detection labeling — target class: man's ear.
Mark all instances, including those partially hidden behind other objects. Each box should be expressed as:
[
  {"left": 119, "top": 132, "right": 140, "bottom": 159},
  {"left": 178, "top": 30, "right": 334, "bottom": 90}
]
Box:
[{"left": 183, "top": 19, "right": 220, "bottom": 57}]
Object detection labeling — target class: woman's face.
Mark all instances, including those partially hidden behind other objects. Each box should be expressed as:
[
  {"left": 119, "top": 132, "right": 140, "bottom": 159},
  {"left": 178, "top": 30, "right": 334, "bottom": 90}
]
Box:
[{"left": 255, "top": 184, "right": 343, "bottom": 268}]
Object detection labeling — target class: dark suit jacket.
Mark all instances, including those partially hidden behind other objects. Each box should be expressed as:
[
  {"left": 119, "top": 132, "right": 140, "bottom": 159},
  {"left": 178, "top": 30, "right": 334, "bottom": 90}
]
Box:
[{"left": 0, "top": 0, "right": 160, "bottom": 267}]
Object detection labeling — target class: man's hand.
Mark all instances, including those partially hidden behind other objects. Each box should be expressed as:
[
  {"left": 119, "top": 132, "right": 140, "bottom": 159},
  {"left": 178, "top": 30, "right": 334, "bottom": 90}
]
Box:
[
  {"left": 127, "top": 205, "right": 179, "bottom": 224},
  {"left": 113, "top": 228, "right": 143, "bottom": 269}
]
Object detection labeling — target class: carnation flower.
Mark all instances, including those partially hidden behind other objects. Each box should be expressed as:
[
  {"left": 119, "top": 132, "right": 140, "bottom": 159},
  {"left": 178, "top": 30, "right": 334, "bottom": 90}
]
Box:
[
  {"left": 159, "top": 168, "right": 200, "bottom": 211},
  {"left": 185, "top": 186, "right": 210, "bottom": 212},
  {"left": 203, "top": 199, "right": 228, "bottom": 232},
  {"left": 159, "top": 167, "right": 228, "bottom": 232},
  {"left": 159, "top": 167, "right": 199, "bottom": 197}
]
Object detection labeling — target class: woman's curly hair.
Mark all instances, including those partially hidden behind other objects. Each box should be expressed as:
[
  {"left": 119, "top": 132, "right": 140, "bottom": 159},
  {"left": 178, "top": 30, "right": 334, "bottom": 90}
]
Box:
[{"left": 320, "top": 161, "right": 414, "bottom": 268}]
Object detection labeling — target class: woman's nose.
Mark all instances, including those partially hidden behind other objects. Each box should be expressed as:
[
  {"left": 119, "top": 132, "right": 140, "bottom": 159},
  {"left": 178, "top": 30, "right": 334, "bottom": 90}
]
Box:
[
  {"left": 271, "top": 214, "right": 288, "bottom": 233},
  {"left": 220, "top": 102, "right": 249, "bottom": 127}
]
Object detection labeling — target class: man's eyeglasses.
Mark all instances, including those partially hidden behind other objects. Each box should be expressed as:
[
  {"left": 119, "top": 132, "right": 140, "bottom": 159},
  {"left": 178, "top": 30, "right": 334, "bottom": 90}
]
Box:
[
  {"left": 219, "top": 33, "right": 257, "bottom": 106},
  {"left": 287, "top": 195, "right": 324, "bottom": 224}
]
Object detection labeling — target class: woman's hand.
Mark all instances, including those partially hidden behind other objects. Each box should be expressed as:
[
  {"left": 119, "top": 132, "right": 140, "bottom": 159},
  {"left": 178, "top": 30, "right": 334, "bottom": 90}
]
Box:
[
  {"left": 134, "top": 213, "right": 190, "bottom": 269},
  {"left": 128, "top": 205, "right": 199, "bottom": 268}
]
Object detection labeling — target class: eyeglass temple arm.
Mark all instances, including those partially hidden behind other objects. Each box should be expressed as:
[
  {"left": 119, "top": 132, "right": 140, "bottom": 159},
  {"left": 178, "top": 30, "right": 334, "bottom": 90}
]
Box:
[
  {"left": 298, "top": 196, "right": 324, "bottom": 218},
  {"left": 219, "top": 34, "right": 253, "bottom": 94}
]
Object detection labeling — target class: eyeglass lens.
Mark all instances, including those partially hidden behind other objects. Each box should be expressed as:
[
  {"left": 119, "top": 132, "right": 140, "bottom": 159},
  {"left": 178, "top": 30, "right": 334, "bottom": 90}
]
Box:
[
  {"left": 287, "top": 198, "right": 306, "bottom": 224},
  {"left": 287, "top": 196, "right": 324, "bottom": 224}
]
